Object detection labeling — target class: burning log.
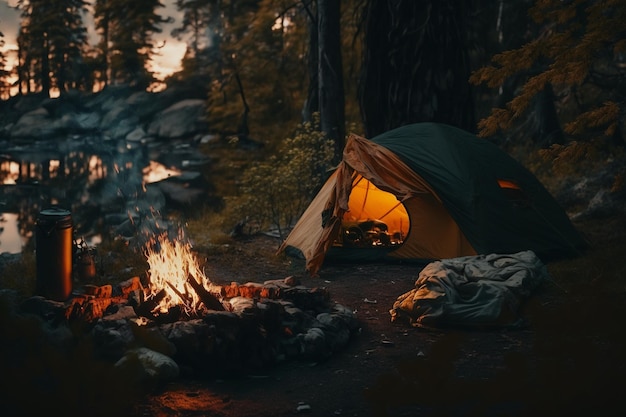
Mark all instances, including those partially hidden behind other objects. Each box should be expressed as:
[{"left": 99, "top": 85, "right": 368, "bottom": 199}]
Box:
[
  {"left": 134, "top": 288, "right": 168, "bottom": 320},
  {"left": 134, "top": 288, "right": 187, "bottom": 323},
  {"left": 156, "top": 305, "right": 183, "bottom": 323},
  {"left": 187, "top": 274, "right": 225, "bottom": 311},
  {"left": 165, "top": 281, "right": 194, "bottom": 312}
]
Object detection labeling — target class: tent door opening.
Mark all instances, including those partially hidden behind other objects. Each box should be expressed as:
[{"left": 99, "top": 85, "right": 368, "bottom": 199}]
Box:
[{"left": 334, "top": 175, "right": 410, "bottom": 248}]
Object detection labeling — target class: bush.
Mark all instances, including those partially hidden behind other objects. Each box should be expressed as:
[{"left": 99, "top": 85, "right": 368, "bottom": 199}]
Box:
[{"left": 227, "top": 115, "right": 335, "bottom": 238}]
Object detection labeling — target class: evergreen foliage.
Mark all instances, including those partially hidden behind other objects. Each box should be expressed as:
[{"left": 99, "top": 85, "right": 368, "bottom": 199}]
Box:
[
  {"left": 15, "top": 0, "right": 89, "bottom": 96},
  {"left": 0, "top": 24, "right": 10, "bottom": 99},
  {"left": 93, "top": 0, "right": 171, "bottom": 90},
  {"left": 470, "top": 0, "right": 626, "bottom": 145},
  {"left": 205, "top": 0, "right": 310, "bottom": 141},
  {"left": 166, "top": 0, "right": 221, "bottom": 88}
]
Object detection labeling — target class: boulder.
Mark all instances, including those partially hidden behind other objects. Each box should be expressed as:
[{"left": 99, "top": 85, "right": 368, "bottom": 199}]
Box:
[
  {"left": 3, "top": 85, "right": 211, "bottom": 142},
  {"left": 10, "top": 108, "right": 56, "bottom": 138},
  {"left": 147, "top": 99, "right": 207, "bottom": 139}
]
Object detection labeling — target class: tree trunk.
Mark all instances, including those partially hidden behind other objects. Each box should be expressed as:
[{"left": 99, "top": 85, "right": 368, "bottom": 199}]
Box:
[
  {"left": 318, "top": 0, "right": 345, "bottom": 163},
  {"left": 302, "top": 1, "right": 319, "bottom": 123},
  {"left": 529, "top": 83, "right": 564, "bottom": 147},
  {"left": 41, "top": 33, "right": 50, "bottom": 97},
  {"left": 102, "top": 18, "right": 109, "bottom": 87},
  {"left": 358, "top": 0, "right": 475, "bottom": 138},
  {"left": 17, "top": 40, "right": 25, "bottom": 96}
]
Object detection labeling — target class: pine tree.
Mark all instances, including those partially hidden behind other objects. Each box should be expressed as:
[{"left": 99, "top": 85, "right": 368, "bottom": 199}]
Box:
[
  {"left": 15, "top": 0, "right": 88, "bottom": 96},
  {"left": 168, "top": 0, "right": 221, "bottom": 86},
  {"left": 205, "top": 0, "right": 309, "bottom": 141},
  {"left": 470, "top": 0, "right": 626, "bottom": 146},
  {"left": 0, "top": 24, "right": 11, "bottom": 99},
  {"left": 94, "top": 0, "right": 171, "bottom": 90}
]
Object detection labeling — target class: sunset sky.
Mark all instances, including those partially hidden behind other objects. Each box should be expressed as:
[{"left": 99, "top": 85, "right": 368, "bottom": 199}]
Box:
[{"left": 0, "top": 0, "right": 187, "bottom": 81}]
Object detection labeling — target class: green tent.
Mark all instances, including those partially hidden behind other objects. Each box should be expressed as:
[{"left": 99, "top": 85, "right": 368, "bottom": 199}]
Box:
[{"left": 278, "top": 123, "right": 588, "bottom": 275}]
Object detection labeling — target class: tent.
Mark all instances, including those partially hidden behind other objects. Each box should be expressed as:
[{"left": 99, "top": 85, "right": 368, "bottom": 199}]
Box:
[{"left": 277, "top": 123, "right": 588, "bottom": 275}]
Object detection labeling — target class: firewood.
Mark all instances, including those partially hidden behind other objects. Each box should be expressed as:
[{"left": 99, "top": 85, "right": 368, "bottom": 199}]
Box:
[
  {"left": 187, "top": 274, "right": 225, "bottom": 311},
  {"left": 165, "top": 280, "right": 194, "bottom": 311},
  {"left": 133, "top": 288, "right": 167, "bottom": 319}
]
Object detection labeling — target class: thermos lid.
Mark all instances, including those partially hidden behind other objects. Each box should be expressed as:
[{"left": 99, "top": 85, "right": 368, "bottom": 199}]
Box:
[{"left": 37, "top": 207, "right": 72, "bottom": 228}]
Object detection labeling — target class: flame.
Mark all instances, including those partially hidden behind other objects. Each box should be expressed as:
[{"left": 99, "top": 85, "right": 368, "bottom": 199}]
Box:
[{"left": 144, "top": 232, "right": 214, "bottom": 316}]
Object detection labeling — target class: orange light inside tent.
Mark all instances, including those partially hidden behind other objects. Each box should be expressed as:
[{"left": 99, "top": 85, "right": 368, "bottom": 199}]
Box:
[{"left": 344, "top": 176, "right": 410, "bottom": 238}]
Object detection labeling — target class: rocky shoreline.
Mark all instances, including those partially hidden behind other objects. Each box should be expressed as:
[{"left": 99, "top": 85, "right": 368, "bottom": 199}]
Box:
[
  {"left": 0, "top": 85, "right": 210, "bottom": 143},
  {"left": 0, "top": 84, "right": 231, "bottom": 245}
]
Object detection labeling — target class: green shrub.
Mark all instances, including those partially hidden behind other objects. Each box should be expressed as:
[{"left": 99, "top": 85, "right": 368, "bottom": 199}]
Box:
[{"left": 227, "top": 115, "right": 335, "bottom": 238}]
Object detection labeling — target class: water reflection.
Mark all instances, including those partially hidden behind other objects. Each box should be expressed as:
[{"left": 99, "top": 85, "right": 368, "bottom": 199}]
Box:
[
  {"left": 0, "top": 213, "right": 26, "bottom": 253},
  {"left": 0, "top": 136, "right": 185, "bottom": 255}
]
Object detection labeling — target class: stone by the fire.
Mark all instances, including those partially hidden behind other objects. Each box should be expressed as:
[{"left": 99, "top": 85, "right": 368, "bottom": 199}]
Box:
[
  {"left": 115, "top": 347, "right": 180, "bottom": 387},
  {"left": 13, "top": 277, "right": 361, "bottom": 382}
]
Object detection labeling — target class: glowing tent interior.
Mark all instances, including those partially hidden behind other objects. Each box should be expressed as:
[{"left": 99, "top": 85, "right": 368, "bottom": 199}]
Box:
[{"left": 277, "top": 123, "right": 588, "bottom": 275}]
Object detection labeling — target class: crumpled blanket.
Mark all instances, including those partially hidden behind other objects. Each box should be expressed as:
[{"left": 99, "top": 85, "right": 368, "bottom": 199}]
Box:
[{"left": 389, "top": 250, "right": 548, "bottom": 328}]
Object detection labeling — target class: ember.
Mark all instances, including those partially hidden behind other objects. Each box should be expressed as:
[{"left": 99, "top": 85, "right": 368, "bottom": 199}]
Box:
[{"left": 143, "top": 232, "right": 224, "bottom": 320}]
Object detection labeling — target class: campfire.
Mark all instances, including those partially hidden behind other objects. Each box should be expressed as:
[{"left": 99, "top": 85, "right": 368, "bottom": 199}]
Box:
[
  {"left": 139, "top": 232, "right": 225, "bottom": 322},
  {"left": 12, "top": 230, "right": 360, "bottom": 382}
]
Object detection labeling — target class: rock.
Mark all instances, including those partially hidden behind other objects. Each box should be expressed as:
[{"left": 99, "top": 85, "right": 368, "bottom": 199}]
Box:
[
  {"left": 103, "top": 305, "right": 139, "bottom": 321},
  {"left": 12, "top": 94, "right": 47, "bottom": 113},
  {"left": 92, "top": 318, "right": 137, "bottom": 359},
  {"left": 77, "top": 111, "right": 102, "bottom": 130},
  {"left": 156, "top": 147, "right": 210, "bottom": 170},
  {"left": 115, "top": 347, "right": 180, "bottom": 386},
  {"left": 131, "top": 323, "right": 178, "bottom": 357},
  {"left": 147, "top": 99, "right": 207, "bottom": 139},
  {"left": 10, "top": 108, "right": 55, "bottom": 138},
  {"left": 104, "top": 115, "right": 140, "bottom": 140},
  {"left": 126, "top": 126, "right": 147, "bottom": 141},
  {"left": 556, "top": 157, "right": 626, "bottom": 219},
  {"left": 19, "top": 295, "right": 67, "bottom": 321},
  {"left": 152, "top": 172, "right": 206, "bottom": 204},
  {"left": 3, "top": 85, "right": 212, "bottom": 142},
  {"left": 298, "top": 327, "right": 328, "bottom": 359},
  {"left": 316, "top": 312, "right": 352, "bottom": 350},
  {"left": 296, "top": 403, "right": 311, "bottom": 413},
  {"left": 199, "top": 134, "right": 218, "bottom": 144},
  {"left": 572, "top": 188, "right": 621, "bottom": 220},
  {"left": 229, "top": 296, "right": 257, "bottom": 314}
]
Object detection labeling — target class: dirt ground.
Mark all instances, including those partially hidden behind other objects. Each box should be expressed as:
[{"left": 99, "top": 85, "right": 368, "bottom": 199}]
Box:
[{"left": 130, "top": 215, "right": 626, "bottom": 417}]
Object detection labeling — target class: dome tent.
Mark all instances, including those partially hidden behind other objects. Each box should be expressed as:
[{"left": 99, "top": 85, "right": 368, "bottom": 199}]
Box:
[{"left": 277, "top": 123, "right": 588, "bottom": 275}]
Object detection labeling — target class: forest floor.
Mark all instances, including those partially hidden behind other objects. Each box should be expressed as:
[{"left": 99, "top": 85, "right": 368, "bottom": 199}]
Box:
[{"left": 130, "top": 213, "right": 626, "bottom": 417}]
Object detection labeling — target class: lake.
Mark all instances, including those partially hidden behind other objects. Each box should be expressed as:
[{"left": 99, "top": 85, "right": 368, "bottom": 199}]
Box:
[{"left": 0, "top": 135, "right": 209, "bottom": 255}]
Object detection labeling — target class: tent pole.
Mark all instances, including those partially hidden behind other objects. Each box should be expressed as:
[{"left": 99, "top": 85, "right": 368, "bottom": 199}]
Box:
[
  {"left": 378, "top": 201, "right": 403, "bottom": 220},
  {"left": 360, "top": 179, "right": 369, "bottom": 214}
]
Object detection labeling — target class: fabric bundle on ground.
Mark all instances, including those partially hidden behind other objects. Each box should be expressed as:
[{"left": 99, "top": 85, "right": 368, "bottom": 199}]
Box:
[{"left": 389, "top": 250, "right": 548, "bottom": 328}]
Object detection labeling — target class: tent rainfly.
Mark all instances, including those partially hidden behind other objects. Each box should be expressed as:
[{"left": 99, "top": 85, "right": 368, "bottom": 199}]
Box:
[{"left": 277, "top": 123, "right": 588, "bottom": 275}]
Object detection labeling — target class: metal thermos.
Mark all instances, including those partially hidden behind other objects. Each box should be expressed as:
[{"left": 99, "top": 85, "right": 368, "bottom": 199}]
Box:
[{"left": 36, "top": 207, "right": 73, "bottom": 301}]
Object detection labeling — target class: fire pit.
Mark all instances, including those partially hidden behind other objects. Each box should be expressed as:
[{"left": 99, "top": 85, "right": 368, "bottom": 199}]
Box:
[{"left": 12, "top": 232, "right": 360, "bottom": 383}]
